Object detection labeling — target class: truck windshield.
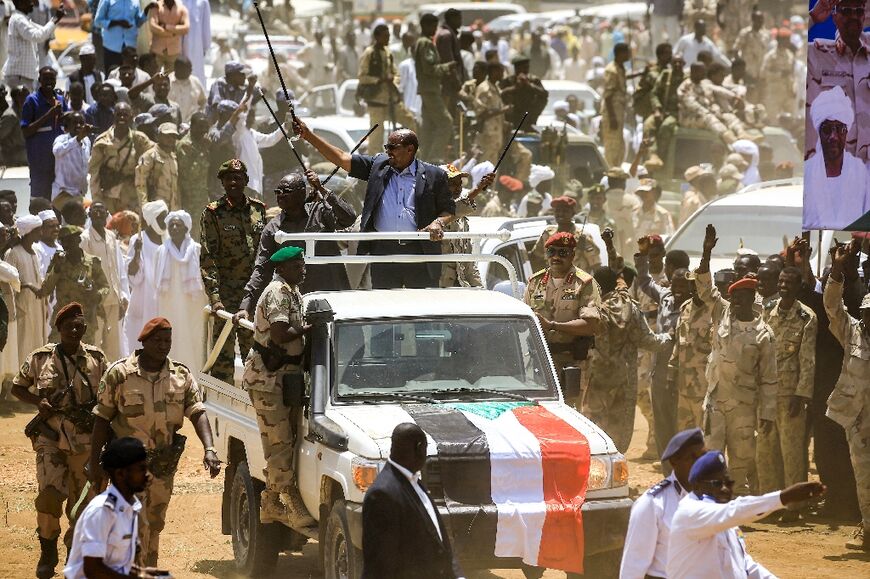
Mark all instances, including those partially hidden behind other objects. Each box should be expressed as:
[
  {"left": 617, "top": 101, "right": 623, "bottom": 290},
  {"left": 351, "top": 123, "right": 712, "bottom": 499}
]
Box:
[{"left": 334, "top": 317, "right": 556, "bottom": 400}]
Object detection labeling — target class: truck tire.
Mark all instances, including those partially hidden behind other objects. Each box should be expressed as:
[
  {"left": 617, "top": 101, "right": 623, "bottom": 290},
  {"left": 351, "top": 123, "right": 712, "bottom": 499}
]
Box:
[
  {"left": 323, "top": 500, "right": 363, "bottom": 579},
  {"left": 584, "top": 549, "right": 621, "bottom": 579},
  {"left": 230, "top": 460, "right": 281, "bottom": 576}
]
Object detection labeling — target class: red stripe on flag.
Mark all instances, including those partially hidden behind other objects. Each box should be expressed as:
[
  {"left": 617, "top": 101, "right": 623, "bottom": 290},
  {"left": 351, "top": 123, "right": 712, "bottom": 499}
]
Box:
[{"left": 513, "top": 405, "right": 591, "bottom": 574}]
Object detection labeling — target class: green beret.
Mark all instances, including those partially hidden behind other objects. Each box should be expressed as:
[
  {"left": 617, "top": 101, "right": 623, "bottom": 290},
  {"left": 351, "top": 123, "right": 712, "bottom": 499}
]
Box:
[
  {"left": 217, "top": 158, "right": 248, "bottom": 178},
  {"left": 270, "top": 246, "right": 304, "bottom": 262},
  {"left": 511, "top": 54, "right": 530, "bottom": 65},
  {"left": 58, "top": 225, "right": 83, "bottom": 238}
]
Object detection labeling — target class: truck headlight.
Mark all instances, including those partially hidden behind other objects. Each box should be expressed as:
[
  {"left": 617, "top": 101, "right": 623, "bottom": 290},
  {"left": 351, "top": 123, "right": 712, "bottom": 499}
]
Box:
[
  {"left": 587, "top": 456, "right": 609, "bottom": 490},
  {"left": 611, "top": 454, "right": 629, "bottom": 488},
  {"left": 352, "top": 458, "right": 381, "bottom": 492}
]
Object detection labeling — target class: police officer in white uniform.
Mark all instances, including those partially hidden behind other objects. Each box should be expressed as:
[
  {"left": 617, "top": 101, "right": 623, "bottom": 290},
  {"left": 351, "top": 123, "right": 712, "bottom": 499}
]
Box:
[
  {"left": 64, "top": 437, "right": 150, "bottom": 579},
  {"left": 620, "top": 428, "right": 707, "bottom": 579},
  {"left": 667, "top": 451, "right": 826, "bottom": 579}
]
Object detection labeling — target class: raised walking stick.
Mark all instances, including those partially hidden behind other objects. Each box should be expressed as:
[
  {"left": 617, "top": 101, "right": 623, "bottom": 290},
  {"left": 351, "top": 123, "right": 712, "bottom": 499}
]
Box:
[
  {"left": 494, "top": 111, "right": 529, "bottom": 172},
  {"left": 257, "top": 87, "right": 307, "bottom": 171}
]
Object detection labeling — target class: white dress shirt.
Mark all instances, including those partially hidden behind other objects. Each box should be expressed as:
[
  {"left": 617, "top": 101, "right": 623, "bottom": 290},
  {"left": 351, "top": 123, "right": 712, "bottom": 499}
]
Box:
[
  {"left": 667, "top": 491, "right": 782, "bottom": 579},
  {"left": 51, "top": 133, "right": 91, "bottom": 200},
  {"left": 3, "top": 10, "right": 56, "bottom": 80},
  {"left": 620, "top": 473, "right": 687, "bottom": 579},
  {"left": 673, "top": 34, "right": 731, "bottom": 68},
  {"left": 388, "top": 459, "right": 442, "bottom": 541},
  {"left": 64, "top": 485, "right": 142, "bottom": 579}
]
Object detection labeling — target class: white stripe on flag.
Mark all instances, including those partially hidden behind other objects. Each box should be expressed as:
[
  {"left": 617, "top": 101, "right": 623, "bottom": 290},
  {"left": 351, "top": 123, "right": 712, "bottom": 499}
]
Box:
[{"left": 462, "top": 409, "right": 546, "bottom": 566}]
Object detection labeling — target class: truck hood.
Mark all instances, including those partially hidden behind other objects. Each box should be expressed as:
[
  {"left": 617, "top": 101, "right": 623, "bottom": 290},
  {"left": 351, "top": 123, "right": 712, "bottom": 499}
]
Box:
[{"left": 326, "top": 400, "right": 614, "bottom": 460}]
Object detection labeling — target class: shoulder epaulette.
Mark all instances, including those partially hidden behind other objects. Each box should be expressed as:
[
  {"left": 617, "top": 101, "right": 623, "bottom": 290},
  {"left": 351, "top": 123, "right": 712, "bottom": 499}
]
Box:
[
  {"left": 33, "top": 344, "right": 56, "bottom": 355},
  {"left": 205, "top": 199, "right": 222, "bottom": 212},
  {"left": 575, "top": 268, "right": 593, "bottom": 283},
  {"left": 249, "top": 197, "right": 266, "bottom": 207},
  {"left": 529, "top": 268, "right": 548, "bottom": 279},
  {"left": 103, "top": 492, "right": 118, "bottom": 511},
  {"left": 647, "top": 478, "right": 672, "bottom": 497},
  {"left": 83, "top": 344, "right": 106, "bottom": 358}
]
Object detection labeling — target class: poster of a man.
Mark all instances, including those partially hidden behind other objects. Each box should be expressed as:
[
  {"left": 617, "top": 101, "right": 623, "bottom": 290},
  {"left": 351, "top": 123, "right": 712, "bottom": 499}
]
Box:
[{"left": 805, "top": 0, "right": 870, "bottom": 230}]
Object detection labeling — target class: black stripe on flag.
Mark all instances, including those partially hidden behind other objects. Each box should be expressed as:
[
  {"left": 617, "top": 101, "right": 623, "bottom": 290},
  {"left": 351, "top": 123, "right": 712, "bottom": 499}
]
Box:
[{"left": 402, "top": 404, "right": 498, "bottom": 560}]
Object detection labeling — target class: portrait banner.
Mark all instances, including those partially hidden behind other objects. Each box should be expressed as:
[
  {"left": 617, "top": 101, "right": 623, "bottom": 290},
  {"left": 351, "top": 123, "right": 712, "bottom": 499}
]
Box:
[{"left": 804, "top": 0, "right": 870, "bottom": 230}]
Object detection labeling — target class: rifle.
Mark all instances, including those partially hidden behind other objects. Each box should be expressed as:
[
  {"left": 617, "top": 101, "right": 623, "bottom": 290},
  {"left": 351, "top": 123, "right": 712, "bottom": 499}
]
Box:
[
  {"left": 24, "top": 382, "right": 75, "bottom": 442},
  {"left": 23, "top": 346, "right": 96, "bottom": 441}
]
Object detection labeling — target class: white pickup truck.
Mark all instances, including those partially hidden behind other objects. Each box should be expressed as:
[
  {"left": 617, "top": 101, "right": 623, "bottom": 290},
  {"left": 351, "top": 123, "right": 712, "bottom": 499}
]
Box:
[{"left": 201, "top": 234, "right": 631, "bottom": 578}]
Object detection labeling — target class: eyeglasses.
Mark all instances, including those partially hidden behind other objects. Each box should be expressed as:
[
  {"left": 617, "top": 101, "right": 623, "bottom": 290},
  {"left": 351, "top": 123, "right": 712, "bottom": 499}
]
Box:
[
  {"left": 546, "top": 248, "right": 574, "bottom": 257},
  {"left": 819, "top": 122, "right": 848, "bottom": 137},
  {"left": 834, "top": 5, "right": 865, "bottom": 17},
  {"left": 275, "top": 185, "right": 305, "bottom": 196},
  {"left": 700, "top": 478, "right": 736, "bottom": 488},
  {"left": 384, "top": 143, "right": 406, "bottom": 151}
]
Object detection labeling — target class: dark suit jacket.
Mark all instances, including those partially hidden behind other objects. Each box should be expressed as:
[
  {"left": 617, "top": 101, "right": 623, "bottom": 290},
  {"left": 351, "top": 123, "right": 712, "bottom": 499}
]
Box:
[{"left": 362, "top": 462, "right": 463, "bottom": 579}]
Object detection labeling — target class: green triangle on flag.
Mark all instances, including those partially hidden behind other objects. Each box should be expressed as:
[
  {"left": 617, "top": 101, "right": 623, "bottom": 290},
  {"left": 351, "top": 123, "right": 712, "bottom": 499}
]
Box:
[{"left": 446, "top": 401, "right": 535, "bottom": 420}]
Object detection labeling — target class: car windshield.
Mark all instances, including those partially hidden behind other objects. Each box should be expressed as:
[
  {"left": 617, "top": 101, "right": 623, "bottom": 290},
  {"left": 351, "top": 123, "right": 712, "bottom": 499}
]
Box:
[
  {"left": 334, "top": 317, "right": 556, "bottom": 400},
  {"left": 670, "top": 204, "right": 803, "bottom": 257},
  {"left": 543, "top": 88, "right": 598, "bottom": 114}
]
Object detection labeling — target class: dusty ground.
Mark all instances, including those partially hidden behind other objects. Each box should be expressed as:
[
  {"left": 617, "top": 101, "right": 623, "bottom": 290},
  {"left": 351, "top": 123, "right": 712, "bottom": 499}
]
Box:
[{"left": 0, "top": 399, "right": 867, "bottom": 579}]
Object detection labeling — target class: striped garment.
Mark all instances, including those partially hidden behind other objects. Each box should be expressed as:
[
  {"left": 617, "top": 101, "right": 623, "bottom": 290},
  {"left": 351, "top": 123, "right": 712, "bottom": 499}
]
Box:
[{"left": 397, "top": 401, "right": 592, "bottom": 574}]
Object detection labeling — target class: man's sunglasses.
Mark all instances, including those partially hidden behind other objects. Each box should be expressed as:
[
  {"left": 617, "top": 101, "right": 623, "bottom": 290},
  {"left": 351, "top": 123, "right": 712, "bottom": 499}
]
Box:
[
  {"left": 384, "top": 143, "right": 407, "bottom": 151},
  {"left": 834, "top": 5, "right": 865, "bottom": 16},
  {"left": 546, "top": 248, "right": 574, "bottom": 257},
  {"left": 699, "top": 478, "right": 736, "bottom": 488},
  {"left": 275, "top": 185, "right": 305, "bottom": 196},
  {"left": 819, "top": 122, "right": 848, "bottom": 137}
]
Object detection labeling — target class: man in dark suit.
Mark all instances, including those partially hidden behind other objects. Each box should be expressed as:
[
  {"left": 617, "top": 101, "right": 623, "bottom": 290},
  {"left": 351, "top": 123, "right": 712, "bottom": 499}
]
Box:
[
  {"left": 292, "top": 118, "right": 456, "bottom": 288},
  {"left": 362, "top": 423, "right": 464, "bottom": 579}
]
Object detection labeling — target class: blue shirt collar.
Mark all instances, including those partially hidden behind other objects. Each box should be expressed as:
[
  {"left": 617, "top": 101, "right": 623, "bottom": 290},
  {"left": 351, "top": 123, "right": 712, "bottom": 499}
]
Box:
[{"left": 390, "top": 159, "right": 417, "bottom": 178}]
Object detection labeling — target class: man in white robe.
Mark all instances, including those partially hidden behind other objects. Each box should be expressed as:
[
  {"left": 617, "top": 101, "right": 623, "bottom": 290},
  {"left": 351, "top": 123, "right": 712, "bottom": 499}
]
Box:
[
  {"left": 181, "top": 0, "right": 210, "bottom": 85},
  {"left": 4, "top": 215, "right": 47, "bottom": 365},
  {"left": 124, "top": 200, "right": 167, "bottom": 351},
  {"left": 232, "top": 109, "right": 285, "bottom": 197},
  {"left": 81, "top": 201, "right": 130, "bottom": 361},
  {"left": 36, "top": 209, "right": 61, "bottom": 278},
  {"left": 155, "top": 210, "right": 207, "bottom": 369},
  {"left": 804, "top": 86, "right": 870, "bottom": 230},
  {"left": 0, "top": 250, "right": 20, "bottom": 397}
]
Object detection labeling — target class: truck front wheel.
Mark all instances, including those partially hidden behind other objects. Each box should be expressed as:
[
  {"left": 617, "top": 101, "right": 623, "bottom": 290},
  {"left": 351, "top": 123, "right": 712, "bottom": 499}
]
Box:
[
  {"left": 323, "top": 500, "right": 363, "bottom": 579},
  {"left": 230, "top": 460, "right": 281, "bottom": 575}
]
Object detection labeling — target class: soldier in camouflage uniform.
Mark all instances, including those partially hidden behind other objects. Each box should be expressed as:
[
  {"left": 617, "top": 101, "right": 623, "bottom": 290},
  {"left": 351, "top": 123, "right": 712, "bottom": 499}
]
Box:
[
  {"left": 824, "top": 241, "right": 870, "bottom": 550},
  {"left": 415, "top": 13, "right": 458, "bottom": 162},
  {"left": 439, "top": 165, "right": 494, "bottom": 288},
  {"left": 38, "top": 226, "right": 109, "bottom": 345},
  {"left": 755, "top": 267, "right": 817, "bottom": 519},
  {"left": 530, "top": 196, "right": 602, "bottom": 273},
  {"left": 243, "top": 246, "right": 314, "bottom": 526},
  {"left": 732, "top": 9, "right": 769, "bottom": 102},
  {"left": 577, "top": 184, "right": 617, "bottom": 239},
  {"left": 135, "top": 123, "right": 180, "bottom": 209},
  {"left": 633, "top": 44, "right": 672, "bottom": 122},
  {"left": 584, "top": 266, "right": 671, "bottom": 452},
  {"left": 760, "top": 30, "right": 796, "bottom": 117},
  {"left": 200, "top": 159, "right": 266, "bottom": 383},
  {"left": 601, "top": 43, "right": 630, "bottom": 166},
  {"left": 668, "top": 274, "right": 713, "bottom": 430},
  {"left": 176, "top": 112, "right": 211, "bottom": 239},
  {"left": 678, "top": 63, "right": 750, "bottom": 146},
  {"left": 644, "top": 57, "right": 684, "bottom": 167},
  {"left": 696, "top": 225, "right": 777, "bottom": 495},
  {"left": 11, "top": 303, "right": 107, "bottom": 579},
  {"left": 90, "top": 317, "right": 221, "bottom": 566},
  {"left": 523, "top": 232, "right": 601, "bottom": 409}
]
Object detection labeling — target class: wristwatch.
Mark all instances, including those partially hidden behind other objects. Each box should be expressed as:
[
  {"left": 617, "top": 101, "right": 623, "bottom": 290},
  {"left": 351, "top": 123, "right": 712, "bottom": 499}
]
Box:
[{"left": 204, "top": 446, "right": 217, "bottom": 454}]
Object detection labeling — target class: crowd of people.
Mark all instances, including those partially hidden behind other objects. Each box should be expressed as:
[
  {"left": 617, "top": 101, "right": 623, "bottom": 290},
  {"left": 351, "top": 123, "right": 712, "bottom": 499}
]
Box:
[{"left": 0, "top": 0, "right": 868, "bottom": 578}]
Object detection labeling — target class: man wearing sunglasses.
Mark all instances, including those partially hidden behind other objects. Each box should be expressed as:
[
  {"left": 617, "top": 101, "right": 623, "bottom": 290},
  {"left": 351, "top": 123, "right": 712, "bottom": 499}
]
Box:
[
  {"left": 292, "top": 117, "right": 455, "bottom": 289},
  {"left": 807, "top": 0, "right": 870, "bottom": 162},
  {"left": 523, "top": 231, "right": 601, "bottom": 408},
  {"left": 668, "top": 450, "right": 825, "bottom": 578}
]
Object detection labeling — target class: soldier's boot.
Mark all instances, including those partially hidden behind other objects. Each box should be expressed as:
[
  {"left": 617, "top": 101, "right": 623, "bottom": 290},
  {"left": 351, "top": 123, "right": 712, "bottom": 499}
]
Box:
[
  {"left": 845, "top": 524, "right": 869, "bottom": 551},
  {"left": 281, "top": 486, "right": 316, "bottom": 528},
  {"left": 36, "top": 537, "right": 58, "bottom": 579},
  {"left": 260, "top": 489, "right": 286, "bottom": 524}
]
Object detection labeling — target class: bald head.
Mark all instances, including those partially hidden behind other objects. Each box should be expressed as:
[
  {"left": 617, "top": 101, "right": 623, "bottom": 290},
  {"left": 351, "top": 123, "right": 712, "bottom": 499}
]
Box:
[{"left": 390, "top": 423, "right": 427, "bottom": 472}]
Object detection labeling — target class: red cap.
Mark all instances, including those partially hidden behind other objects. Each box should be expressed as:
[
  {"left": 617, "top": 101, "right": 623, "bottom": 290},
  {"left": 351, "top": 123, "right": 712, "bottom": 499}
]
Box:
[
  {"left": 54, "top": 302, "right": 84, "bottom": 328},
  {"left": 545, "top": 231, "right": 577, "bottom": 249},
  {"left": 648, "top": 234, "right": 664, "bottom": 246},
  {"left": 551, "top": 195, "right": 577, "bottom": 209},
  {"left": 498, "top": 175, "right": 523, "bottom": 192},
  {"left": 138, "top": 317, "right": 172, "bottom": 342},
  {"left": 728, "top": 277, "right": 758, "bottom": 295}
]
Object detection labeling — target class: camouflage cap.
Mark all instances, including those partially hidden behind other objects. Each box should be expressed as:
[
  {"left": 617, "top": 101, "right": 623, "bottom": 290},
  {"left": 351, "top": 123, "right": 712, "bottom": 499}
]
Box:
[
  {"left": 58, "top": 224, "right": 83, "bottom": 238},
  {"left": 605, "top": 167, "right": 629, "bottom": 180},
  {"left": 440, "top": 164, "right": 470, "bottom": 180},
  {"left": 217, "top": 158, "right": 248, "bottom": 178}
]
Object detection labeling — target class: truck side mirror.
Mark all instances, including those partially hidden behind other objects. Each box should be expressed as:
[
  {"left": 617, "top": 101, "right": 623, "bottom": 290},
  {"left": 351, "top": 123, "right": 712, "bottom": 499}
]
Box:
[{"left": 562, "top": 366, "right": 581, "bottom": 400}]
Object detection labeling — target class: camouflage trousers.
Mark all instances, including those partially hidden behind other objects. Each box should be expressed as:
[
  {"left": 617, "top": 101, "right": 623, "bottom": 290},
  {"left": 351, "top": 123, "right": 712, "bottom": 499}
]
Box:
[
  {"left": 756, "top": 397, "right": 808, "bottom": 494},
  {"left": 706, "top": 400, "right": 757, "bottom": 495},
  {"left": 637, "top": 351, "right": 657, "bottom": 452},
  {"left": 601, "top": 120, "right": 625, "bottom": 167},
  {"left": 582, "top": 377, "right": 636, "bottom": 453},
  {"left": 845, "top": 409, "right": 870, "bottom": 528},
  {"left": 682, "top": 111, "right": 744, "bottom": 145},
  {"left": 676, "top": 365, "right": 707, "bottom": 431},
  {"left": 249, "top": 387, "right": 298, "bottom": 494},
  {"left": 33, "top": 439, "right": 92, "bottom": 546},
  {"left": 419, "top": 92, "right": 454, "bottom": 162},
  {"left": 643, "top": 114, "right": 677, "bottom": 157},
  {"left": 137, "top": 472, "right": 174, "bottom": 567}
]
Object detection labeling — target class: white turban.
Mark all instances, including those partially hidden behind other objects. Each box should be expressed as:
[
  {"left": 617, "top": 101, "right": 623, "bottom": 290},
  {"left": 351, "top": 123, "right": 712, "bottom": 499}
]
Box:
[
  {"left": 529, "top": 164, "right": 556, "bottom": 189},
  {"left": 142, "top": 200, "right": 169, "bottom": 234},
  {"left": 470, "top": 161, "right": 495, "bottom": 188},
  {"left": 731, "top": 139, "right": 760, "bottom": 186},
  {"left": 553, "top": 100, "right": 569, "bottom": 113},
  {"left": 164, "top": 210, "right": 193, "bottom": 233},
  {"left": 811, "top": 86, "right": 854, "bottom": 133},
  {"left": 16, "top": 214, "right": 42, "bottom": 236},
  {"left": 38, "top": 209, "right": 57, "bottom": 223}
]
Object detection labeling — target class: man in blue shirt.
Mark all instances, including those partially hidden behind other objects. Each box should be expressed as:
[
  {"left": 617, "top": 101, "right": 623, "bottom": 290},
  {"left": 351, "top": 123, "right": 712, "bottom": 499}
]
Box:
[
  {"left": 93, "top": 0, "right": 156, "bottom": 72},
  {"left": 292, "top": 117, "right": 455, "bottom": 288},
  {"left": 21, "top": 66, "right": 68, "bottom": 200}
]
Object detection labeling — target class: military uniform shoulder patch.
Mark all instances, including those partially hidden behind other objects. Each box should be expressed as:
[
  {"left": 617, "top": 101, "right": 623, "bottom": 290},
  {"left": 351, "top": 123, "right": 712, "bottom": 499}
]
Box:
[
  {"left": 529, "top": 268, "right": 548, "bottom": 280},
  {"left": 647, "top": 479, "right": 672, "bottom": 497},
  {"left": 83, "top": 344, "right": 107, "bottom": 358},
  {"left": 249, "top": 197, "right": 266, "bottom": 208},
  {"left": 205, "top": 200, "right": 221, "bottom": 212},
  {"left": 575, "top": 268, "right": 593, "bottom": 283},
  {"left": 103, "top": 492, "right": 118, "bottom": 511}
]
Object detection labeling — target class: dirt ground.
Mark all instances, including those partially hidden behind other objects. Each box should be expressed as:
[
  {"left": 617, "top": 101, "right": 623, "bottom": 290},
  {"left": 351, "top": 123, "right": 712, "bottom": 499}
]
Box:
[{"left": 0, "top": 399, "right": 867, "bottom": 579}]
